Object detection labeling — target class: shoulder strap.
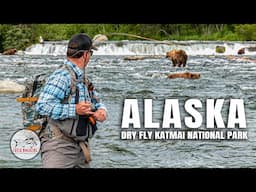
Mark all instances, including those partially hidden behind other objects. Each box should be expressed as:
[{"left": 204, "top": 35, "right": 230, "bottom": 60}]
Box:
[
  {"left": 85, "top": 78, "right": 94, "bottom": 91},
  {"left": 59, "top": 64, "right": 78, "bottom": 103},
  {"left": 31, "top": 73, "right": 46, "bottom": 97},
  {"left": 59, "top": 64, "right": 94, "bottom": 103}
]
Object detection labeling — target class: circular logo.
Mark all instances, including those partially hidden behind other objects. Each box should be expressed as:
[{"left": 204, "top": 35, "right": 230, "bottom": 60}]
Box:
[{"left": 10, "top": 129, "right": 41, "bottom": 160}]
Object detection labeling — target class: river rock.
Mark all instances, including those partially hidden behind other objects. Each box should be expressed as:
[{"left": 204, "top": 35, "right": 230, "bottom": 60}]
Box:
[
  {"left": 247, "top": 47, "right": 256, "bottom": 52},
  {"left": 124, "top": 55, "right": 162, "bottom": 60},
  {"left": 215, "top": 46, "right": 226, "bottom": 53},
  {"left": 0, "top": 80, "right": 25, "bottom": 93},
  {"left": 93, "top": 34, "right": 108, "bottom": 43}
]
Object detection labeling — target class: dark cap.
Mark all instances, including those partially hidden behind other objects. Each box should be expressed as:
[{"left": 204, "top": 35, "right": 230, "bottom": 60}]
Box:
[{"left": 67, "top": 33, "right": 98, "bottom": 51}]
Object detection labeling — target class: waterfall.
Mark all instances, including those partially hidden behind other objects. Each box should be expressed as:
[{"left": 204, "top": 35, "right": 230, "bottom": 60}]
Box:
[{"left": 24, "top": 40, "right": 256, "bottom": 56}]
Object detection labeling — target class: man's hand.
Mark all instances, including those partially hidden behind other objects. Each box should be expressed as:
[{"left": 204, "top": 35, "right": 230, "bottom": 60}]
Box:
[
  {"left": 87, "top": 109, "right": 107, "bottom": 122},
  {"left": 76, "top": 101, "right": 92, "bottom": 115}
]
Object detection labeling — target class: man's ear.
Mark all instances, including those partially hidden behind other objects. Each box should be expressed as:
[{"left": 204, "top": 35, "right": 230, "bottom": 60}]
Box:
[{"left": 83, "top": 51, "right": 88, "bottom": 60}]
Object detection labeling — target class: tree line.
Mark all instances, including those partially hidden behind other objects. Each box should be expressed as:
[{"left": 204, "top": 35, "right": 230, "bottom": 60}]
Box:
[{"left": 0, "top": 24, "right": 256, "bottom": 52}]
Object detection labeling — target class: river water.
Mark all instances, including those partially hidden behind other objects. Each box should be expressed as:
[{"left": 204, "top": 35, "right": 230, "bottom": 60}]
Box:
[{"left": 1, "top": 41, "right": 256, "bottom": 168}]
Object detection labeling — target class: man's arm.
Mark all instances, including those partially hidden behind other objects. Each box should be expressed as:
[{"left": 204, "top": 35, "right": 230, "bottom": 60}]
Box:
[
  {"left": 36, "top": 72, "right": 76, "bottom": 120},
  {"left": 88, "top": 109, "right": 107, "bottom": 122},
  {"left": 90, "top": 89, "right": 107, "bottom": 122}
]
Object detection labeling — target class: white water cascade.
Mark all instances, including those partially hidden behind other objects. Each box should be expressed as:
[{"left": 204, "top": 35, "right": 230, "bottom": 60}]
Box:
[{"left": 24, "top": 40, "right": 256, "bottom": 56}]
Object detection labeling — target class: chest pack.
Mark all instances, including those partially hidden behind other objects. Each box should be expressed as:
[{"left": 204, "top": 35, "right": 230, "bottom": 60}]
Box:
[{"left": 16, "top": 64, "right": 98, "bottom": 141}]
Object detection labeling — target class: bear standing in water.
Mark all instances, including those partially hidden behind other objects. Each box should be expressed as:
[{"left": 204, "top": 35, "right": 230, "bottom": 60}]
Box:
[
  {"left": 3, "top": 48, "right": 17, "bottom": 55},
  {"left": 166, "top": 49, "right": 188, "bottom": 67}
]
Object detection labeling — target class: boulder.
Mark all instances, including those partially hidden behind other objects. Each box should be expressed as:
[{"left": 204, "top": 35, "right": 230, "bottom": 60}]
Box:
[
  {"left": 0, "top": 80, "right": 25, "bottom": 93},
  {"left": 93, "top": 34, "right": 108, "bottom": 43},
  {"left": 215, "top": 46, "right": 226, "bottom": 53}
]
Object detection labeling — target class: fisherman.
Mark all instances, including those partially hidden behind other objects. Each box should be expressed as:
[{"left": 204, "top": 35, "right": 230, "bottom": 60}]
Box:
[{"left": 36, "top": 33, "right": 107, "bottom": 168}]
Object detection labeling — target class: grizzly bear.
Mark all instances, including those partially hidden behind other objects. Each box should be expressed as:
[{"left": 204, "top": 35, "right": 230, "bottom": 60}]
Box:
[
  {"left": 3, "top": 48, "right": 17, "bottom": 55},
  {"left": 237, "top": 48, "right": 245, "bottom": 55},
  {"left": 167, "top": 72, "right": 200, "bottom": 79},
  {"left": 166, "top": 49, "right": 188, "bottom": 67}
]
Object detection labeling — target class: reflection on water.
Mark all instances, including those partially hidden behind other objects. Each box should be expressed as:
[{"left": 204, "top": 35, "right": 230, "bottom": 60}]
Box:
[{"left": 0, "top": 53, "right": 256, "bottom": 168}]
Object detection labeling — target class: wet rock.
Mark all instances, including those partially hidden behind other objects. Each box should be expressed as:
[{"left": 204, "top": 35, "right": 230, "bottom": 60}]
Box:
[
  {"left": 247, "top": 47, "right": 256, "bottom": 52},
  {"left": 0, "top": 80, "right": 25, "bottom": 93},
  {"left": 215, "top": 46, "right": 226, "bottom": 53},
  {"left": 93, "top": 34, "right": 108, "bottom": 43},
  {"left": 124, "top": 55, "right": 162, "bottom": 60}
]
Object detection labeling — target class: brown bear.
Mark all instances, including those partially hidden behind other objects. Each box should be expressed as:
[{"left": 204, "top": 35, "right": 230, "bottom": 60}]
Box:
[
  {"left": 237, "top": 48, "right": 245, "bottom": 55},
  {"left": 166, "top": 49, "right": 188, "bottom": 67},
  {"left": 3, "top": 48, "right": 17, "bottom": 55},
  {"left": 167, "top": 72, "right": 200, "bottom": 79}
]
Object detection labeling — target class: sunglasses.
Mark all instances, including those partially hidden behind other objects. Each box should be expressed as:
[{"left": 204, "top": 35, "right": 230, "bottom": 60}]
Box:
[{"left": 88, "top": 50, "right": 93, "bottom": 56}]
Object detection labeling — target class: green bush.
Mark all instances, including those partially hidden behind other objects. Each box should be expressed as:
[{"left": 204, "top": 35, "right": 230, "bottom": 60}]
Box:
[
  {"left": 2, "top": 25, "right": 33, "bottom": 51},
  {"left": 235, "top": 24, "right": 256, "bottom": 41},
  {"left": 0, "top": 24, "right": 256, "bottom": 52}
]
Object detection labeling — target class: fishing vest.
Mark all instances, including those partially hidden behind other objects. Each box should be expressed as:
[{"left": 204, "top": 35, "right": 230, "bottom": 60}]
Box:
[{"left": 47, "top": 64, "right": 97, "bottom": 142}]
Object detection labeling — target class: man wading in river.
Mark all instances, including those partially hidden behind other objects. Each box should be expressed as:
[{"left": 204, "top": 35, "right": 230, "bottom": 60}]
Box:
[{"left": 36, "top": 33, "right": 107, "bottom": 168}]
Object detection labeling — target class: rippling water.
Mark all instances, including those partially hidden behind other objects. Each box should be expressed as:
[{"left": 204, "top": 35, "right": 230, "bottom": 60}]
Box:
[{"left": 0, "top": 53, "right": 256, "bottom": 168}]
